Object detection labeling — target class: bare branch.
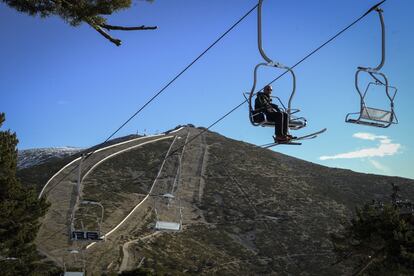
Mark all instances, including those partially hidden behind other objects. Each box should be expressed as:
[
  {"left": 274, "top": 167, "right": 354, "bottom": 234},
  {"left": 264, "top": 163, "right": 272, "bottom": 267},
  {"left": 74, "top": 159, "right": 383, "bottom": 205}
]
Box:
[
  {"left": 86, "top": 19, "right": 122, "bottom": 46},
  {"left": 100, "top": 24, "right": 157, "bottom": 31}
]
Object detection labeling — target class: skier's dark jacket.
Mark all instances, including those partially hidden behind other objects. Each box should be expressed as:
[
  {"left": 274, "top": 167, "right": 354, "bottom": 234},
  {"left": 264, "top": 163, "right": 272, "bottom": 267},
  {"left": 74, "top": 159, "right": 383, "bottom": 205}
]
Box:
[{"left": 254, "top": 92, "right": 281, "bottom": 113}]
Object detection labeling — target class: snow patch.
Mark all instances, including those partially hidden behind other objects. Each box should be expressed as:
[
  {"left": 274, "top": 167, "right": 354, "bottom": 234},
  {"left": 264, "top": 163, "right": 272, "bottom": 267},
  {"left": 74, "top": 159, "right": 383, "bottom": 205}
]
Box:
[{"left": 18, "top": 147, "right": 83, "bottom": 169}]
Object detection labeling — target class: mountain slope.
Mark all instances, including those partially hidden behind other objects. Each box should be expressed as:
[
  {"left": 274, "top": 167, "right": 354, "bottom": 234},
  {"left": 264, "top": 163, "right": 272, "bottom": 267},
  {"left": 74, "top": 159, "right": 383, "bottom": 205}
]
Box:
[{"left": 30, "top": 126, "right": 414, "bottom": 275}]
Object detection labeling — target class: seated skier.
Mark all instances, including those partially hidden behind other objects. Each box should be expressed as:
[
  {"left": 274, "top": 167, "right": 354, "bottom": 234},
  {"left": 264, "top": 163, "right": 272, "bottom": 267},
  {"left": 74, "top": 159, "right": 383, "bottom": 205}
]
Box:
[{"left": 254, "top": 85, "right": 295, "bottom": 143}]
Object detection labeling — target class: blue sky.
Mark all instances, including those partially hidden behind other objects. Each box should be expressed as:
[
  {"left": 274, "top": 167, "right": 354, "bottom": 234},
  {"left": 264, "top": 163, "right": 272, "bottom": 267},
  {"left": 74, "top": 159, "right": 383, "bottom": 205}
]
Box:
[{"left": 1, "top": 0, "right": 413, "bottom": 179}]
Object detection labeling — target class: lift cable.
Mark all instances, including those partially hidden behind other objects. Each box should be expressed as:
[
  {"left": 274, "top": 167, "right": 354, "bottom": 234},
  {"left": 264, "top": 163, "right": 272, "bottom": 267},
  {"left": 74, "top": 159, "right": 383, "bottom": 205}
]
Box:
[
  {"left": 167, "top": 0, "right": 388, "bottom": 158},
  {"left": 100, "top": 4, "right": 259, "bottom": 146},
  {"left": 42, "top": 4, "right": 258, "bottom": 197},
  {"left": 43, "top": 0, "right": 385, "bottom": 197}
]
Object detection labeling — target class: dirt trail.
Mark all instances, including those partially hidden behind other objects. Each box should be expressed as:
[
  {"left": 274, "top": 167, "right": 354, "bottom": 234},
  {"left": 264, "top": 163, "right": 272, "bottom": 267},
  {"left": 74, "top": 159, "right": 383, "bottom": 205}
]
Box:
[{"left": 119, "top": 231, "right": 161, "bottom": 272}]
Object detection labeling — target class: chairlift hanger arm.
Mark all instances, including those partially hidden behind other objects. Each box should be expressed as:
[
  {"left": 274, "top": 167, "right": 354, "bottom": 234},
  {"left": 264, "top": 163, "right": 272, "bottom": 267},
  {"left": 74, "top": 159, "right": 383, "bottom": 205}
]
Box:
[
  {"left": 359, "top": 3, "right": 386, "bottom": 72},
  {"left": 257, "top": 0, "right": 288, "bottom": 69},
  {"left": 257, "top": 0, "right": 272, "bottom": 64},
  {"left": 256, "top": 0, "right": 297, "bottom": 113}
]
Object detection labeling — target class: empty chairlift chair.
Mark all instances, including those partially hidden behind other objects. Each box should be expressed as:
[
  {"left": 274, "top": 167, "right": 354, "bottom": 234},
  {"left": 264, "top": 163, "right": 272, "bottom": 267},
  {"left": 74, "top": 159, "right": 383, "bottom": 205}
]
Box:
[
  {"left": 154, "top": 193, "right": 182, "bottom": 231},
  {"left": 345, "top": 80, "right": 398, "bottom": 128},
  {"left": 71, "top": 200, "right": 105, "bottom": 241},
  {"left": 345, "top": 4, "right": 398, "bottom": 128}
]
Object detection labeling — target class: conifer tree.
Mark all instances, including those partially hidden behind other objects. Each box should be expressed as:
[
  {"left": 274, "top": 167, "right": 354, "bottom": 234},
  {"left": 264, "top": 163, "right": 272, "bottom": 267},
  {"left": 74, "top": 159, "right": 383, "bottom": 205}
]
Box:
[
  {"left": 0, "top": 113, "right": 52, "bottom": 275},
  {"left": 332, "top": 185, "right": 414, "bottom": 275},
  {"left": 2, "top": 0, "right": 157, "bottom": 46}
]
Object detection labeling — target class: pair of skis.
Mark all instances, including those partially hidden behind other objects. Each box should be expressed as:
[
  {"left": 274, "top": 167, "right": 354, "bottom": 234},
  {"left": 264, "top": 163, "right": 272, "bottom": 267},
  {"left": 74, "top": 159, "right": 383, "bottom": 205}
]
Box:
[{"left": 261, "top": 128, "right": 327, "bottom": 148}]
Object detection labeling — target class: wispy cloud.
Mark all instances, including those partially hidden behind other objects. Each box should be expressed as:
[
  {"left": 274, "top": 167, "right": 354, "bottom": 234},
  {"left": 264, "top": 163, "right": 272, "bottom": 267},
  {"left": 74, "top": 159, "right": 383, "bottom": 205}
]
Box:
[
  {"left": 320, "top": 132, "right": 400, "bottom": 160},
  {"left": 369, "top": 159, "right": 390, "bottom": 173}
]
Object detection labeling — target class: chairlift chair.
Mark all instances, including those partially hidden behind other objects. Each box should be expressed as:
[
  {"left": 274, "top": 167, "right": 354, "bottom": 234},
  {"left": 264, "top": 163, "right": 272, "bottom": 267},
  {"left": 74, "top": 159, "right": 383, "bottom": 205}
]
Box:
[
  {"left": 345, "top": 5, "right": 398, "bottom": 128},
  {"left": 247, "top": 0, "right": 307, "bottom": 132},
  {"left": 244, "top": 0, "right": 325, "bottom": 146},
  {"left": 345, "top": 76, "right": 398, "bottom": 128},
  {"left": 63, "top": 249, "right": 86, "bottom": 276},
  {"left": 71, "top": 201, "right": 105, "bottom": 241},
  {"left": 153, "top": 193, "right": 182, "bottom": 231}
]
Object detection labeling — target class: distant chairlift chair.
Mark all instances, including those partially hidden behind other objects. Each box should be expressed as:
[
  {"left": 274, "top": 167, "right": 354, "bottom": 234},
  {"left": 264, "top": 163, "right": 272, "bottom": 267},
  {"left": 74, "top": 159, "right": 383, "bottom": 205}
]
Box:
[
  {"left": 71, "top": 200, "right": 105, "bottom": 241},
  {"left": 154, "top": 193, "right": 182, "bottom": 231}
]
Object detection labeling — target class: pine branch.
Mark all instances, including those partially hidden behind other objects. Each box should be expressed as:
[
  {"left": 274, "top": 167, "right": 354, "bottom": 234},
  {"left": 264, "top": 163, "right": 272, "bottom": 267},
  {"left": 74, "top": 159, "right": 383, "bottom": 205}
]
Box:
[
  {"left": 100, "top": 24, "right": 157, "bottom": 31},
  {"left": 52, "top": 0, "right": 156, "bottom": 46}
]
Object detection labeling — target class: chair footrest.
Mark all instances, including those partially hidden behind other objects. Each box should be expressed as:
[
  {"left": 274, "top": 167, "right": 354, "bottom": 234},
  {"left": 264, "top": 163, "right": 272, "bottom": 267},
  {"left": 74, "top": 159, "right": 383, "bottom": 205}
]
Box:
[{"left": 346, "top": 119, "right": 387, "bottom": 128}]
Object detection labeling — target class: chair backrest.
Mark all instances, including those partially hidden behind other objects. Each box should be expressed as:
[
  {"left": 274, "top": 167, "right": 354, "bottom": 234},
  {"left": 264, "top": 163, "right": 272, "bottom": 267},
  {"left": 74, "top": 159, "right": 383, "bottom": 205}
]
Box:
[{"left": 361, "top": 107, "right": 392, "bottom": 123}]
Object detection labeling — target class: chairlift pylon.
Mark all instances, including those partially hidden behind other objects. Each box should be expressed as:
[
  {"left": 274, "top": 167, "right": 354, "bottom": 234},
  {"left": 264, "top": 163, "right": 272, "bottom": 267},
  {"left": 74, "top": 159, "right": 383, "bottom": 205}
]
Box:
[
  {"left": 345, "top": 5, "right": 398, "bottom": 128},
  {"left": 246, "top": 0, "right": 325, "bottom": 146}
]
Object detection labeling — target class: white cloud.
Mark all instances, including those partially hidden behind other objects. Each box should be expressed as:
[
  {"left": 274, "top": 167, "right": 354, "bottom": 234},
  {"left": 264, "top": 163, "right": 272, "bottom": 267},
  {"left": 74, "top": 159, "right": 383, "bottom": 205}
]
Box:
[
  {"left": 352, "top": 132, "right": 387, "bottom": 141},
  {"left": 320, "top": 133, "right": 400, "bottom": 160}
]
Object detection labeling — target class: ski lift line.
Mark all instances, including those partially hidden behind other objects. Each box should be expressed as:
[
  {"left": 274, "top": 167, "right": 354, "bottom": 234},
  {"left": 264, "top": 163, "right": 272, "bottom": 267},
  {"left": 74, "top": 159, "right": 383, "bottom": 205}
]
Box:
[
  {"left": 50, "top": 0, "right": 390, "bottom": 250},
  {"left": 44, "top": 1, "right": 387, "bottom": 224},
  {"left": 39, "top": 134, "right": 166, "bottom": 199},
  {"left": 43, "top": 3, "right": 256, "bottom": 199},
  {"left": 177, "top": 0, "right": 388, "bottom": 147},
  {"left": 98, "top": 4, "right": 258, "bottom": 147},
  {"left": 86, "top": 135, "right": 179, "bottom": 250},
  {"left": 42, "top": 0, "right": 383, "bottom": 199},
  {"left": 42, "top": 4, "right": 257, "bottom": 207}
]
